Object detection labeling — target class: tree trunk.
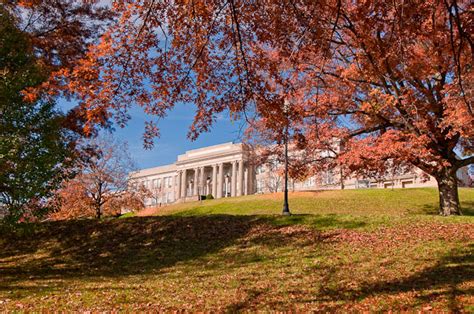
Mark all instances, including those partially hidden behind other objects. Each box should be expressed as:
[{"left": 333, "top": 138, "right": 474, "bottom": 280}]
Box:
[
  {"left": 339, "top": 168, "right": 345, "bottom": 190},
  {"left": 95, "top": 202, "right": 102, "bottom": 219},
  {"left": 436, "top": 169, "right": 461, "bottom": 216}
]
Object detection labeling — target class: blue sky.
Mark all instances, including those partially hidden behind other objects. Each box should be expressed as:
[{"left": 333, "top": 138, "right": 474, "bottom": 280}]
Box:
[
  {"left": 54, "top": 1, "right": 247, "bottom": 170},
  {"left": 58, "top": 99, "right": 245, "bottom": 170}
]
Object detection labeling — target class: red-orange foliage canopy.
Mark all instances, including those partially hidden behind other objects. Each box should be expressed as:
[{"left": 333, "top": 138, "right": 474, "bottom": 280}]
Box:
[
  {"left": 13, "top": 1, "right": 473, "bottom": 215},
  {"left": 5, "top": 0, "right": 114, "bottom": 134}
]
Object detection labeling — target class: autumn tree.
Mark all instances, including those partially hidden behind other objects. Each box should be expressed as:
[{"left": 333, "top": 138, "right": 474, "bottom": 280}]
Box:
[
  {"left": 16, "top": 0, "right": 472, "bottom": 216},
  {"left": 50, "top": 173, "right": 146, "bottom": 220},
  {"left": 61, "top": 136, "right": 138, "bottom": 219},
  {"left": 299, "top": 1, "right": 473, "bottom": 216},
  {"left": 244, "top": 0, "right": 473, "bottom": 215},
  {"left": 49, "top": 178, "right": 95, "bottom": 220},
  {"left": 0, "top": 7, "right": 78, "bottom": 224},
  {"left": 3, "top": 1, "right": 114, "bottom": 134}
]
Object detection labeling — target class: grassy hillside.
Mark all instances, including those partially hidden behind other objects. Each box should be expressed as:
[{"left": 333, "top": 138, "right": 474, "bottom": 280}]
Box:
[
  {"left": 0, "top": 188, "right": 473, "bottom": 311},
  {"left": 140, "top": 188, "right": 474, "bottom": 229}
]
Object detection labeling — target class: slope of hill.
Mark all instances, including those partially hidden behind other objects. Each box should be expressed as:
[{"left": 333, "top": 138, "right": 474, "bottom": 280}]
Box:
[
  {"left": 1, "top": 188, "right": 473, "bottom": 311},
  {"left": 139, "top": 188, "right": 474, "bottom": 229}
]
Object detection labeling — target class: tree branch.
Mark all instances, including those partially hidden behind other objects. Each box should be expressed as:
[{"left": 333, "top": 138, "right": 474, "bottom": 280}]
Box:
[{"left": 457, "top": 155, "right": 474, "bottom": 168}]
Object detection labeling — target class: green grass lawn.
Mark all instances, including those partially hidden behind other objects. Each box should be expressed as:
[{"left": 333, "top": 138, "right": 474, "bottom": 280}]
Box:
[
  {"left": 145, "top": 188, "right": 474, "bottom": 229},
  {"left": 1, "top": 188, "right": 473, "bottom": 311}
]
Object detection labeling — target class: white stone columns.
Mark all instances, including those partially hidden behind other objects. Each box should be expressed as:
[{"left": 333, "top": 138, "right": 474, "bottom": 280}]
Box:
[
  {"left": 176, "top": 171, "right": 182, "bottom": 199},
  {"left": 237, "top": 160, "right": 244, "bottom": 196},
  {"left": 231, "top": 161, "right": 237, "bottom": 197},
  {"left": 180, "top": 170, "right": 187, "bottom": 198},
  {"left": 212, "top": 164, "right": 217, "bottom": 197},
  {"left": 175, "top": 161, "right": 252, "bottom": 199},
  {"left": 226, "top": 175, "right": 231, "bottom": 196},
  {"left": 174, "top": 171, "right": 181, "bottom": 199},
  {"left": 248, "top": 164, "right": 254, "bottom": 195},
  {"left": 244, "top": 167, "right": 248, "bottom": 195},
  {"left": 217, "top": 163, "right": 224, "bottom": 198},
  {"left": 199, "top": 167, "right": 206, "bottom": 196},
  {"left": 193, "top": 169, "right": 198, "bottom": 196}
]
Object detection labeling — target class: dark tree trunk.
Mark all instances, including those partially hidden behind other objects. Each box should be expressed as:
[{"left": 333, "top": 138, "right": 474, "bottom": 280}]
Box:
[
  {"left": 339, "top": 168, "right": 345, "bottom": 190},
  {"left": 436, "top": 168, "right": 461, "bottom": 216},
  {"left": 95, "top": 201, "right": 102, "bottom": 219}
]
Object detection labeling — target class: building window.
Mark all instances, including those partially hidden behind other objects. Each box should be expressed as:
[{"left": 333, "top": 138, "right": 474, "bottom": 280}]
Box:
[
  {"left": 402, "top": 180, "right": 413, "bottom": 188},
  {"left": 305, "top": 176, "right": 316, "bottom": 188},
  {"left": 256, "top": 180, "right": 264, "bottom": 193},
  {"left": 164, "top": 192, "right": 172, "bottom": 203},
  {"left": 322, "top": 170, "right": 334, "bottom": 185},
  {"left": 356, "top": 180, "right": 370, "bottom": 189}
]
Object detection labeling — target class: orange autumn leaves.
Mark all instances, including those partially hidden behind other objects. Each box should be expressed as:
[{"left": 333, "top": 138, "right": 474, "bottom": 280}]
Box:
[
  {"left": 4, "top": 0, "right": 113, "bottom": 135},
  {"left": 8, "top": 1, "right": 473, "bottom": 214}
]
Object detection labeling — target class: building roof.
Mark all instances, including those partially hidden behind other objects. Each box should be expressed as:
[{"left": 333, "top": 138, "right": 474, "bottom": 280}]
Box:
[
  {"left": 130, "top": 163, "right": 177, "bottom": 179},
  {"left": 130, "top": 142, "right": 250, "bottom": 178}
]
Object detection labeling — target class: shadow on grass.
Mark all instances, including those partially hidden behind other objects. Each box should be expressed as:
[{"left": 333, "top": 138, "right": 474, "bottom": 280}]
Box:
[
  {"left": 461, "top": 201, "right": 474, "bottom": 216},
  {"left": 0, "top": 214, "right": 352, "bottom": 298},
  {"left": 0, "top": 216, "right": 256, "bottom": 294},
  {"left": 420, "top": 200, "right": 474, "bottom": 216},
  {"left": 172, "top": 211, "right": 368, "bottom": 230},
  {"left": 2, "top": 213, "right": 469, "bottom": 310},
  {"left": 268, "top": 214, "right": 367, "bottom": 230},
  {"left": 316, "top": 244, "right": 474, "bottom": 311}
]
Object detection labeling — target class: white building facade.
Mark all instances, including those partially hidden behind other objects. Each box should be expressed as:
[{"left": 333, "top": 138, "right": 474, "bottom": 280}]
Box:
[
  {"left": 130, "top": 142, "right": 471, "bottom": 206},
  {"left": 130, "top": 142, "right": 255, "bottom": 206}
]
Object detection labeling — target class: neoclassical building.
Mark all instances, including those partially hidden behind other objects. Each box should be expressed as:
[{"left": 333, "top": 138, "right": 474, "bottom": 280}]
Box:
[
  {"left": 130, "top": 142, "right": 471, "bottom": 206},
  {"left": 130, "top": 142, "right": 256, "bottom": 205}
]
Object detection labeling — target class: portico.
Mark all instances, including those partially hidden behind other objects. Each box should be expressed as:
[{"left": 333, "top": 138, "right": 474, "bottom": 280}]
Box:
[
  {"left": 130, "top": 142, "right": 255, "bottom": 205},
  {"left": 175, "top": 142, "right": 253, "bottom": 201}
]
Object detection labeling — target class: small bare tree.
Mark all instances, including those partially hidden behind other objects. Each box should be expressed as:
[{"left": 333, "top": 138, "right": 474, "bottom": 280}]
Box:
[
  {"left": 148, "top": 183, "right": 164, "bottom": 207},
  {"left": 79, "top": 135, "right": 138, "bottom": 219}
]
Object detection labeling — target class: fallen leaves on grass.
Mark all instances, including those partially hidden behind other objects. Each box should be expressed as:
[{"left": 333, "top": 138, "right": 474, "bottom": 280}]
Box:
[{"left": 0, "top": 216, "right": 472, "bottom": 311}]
